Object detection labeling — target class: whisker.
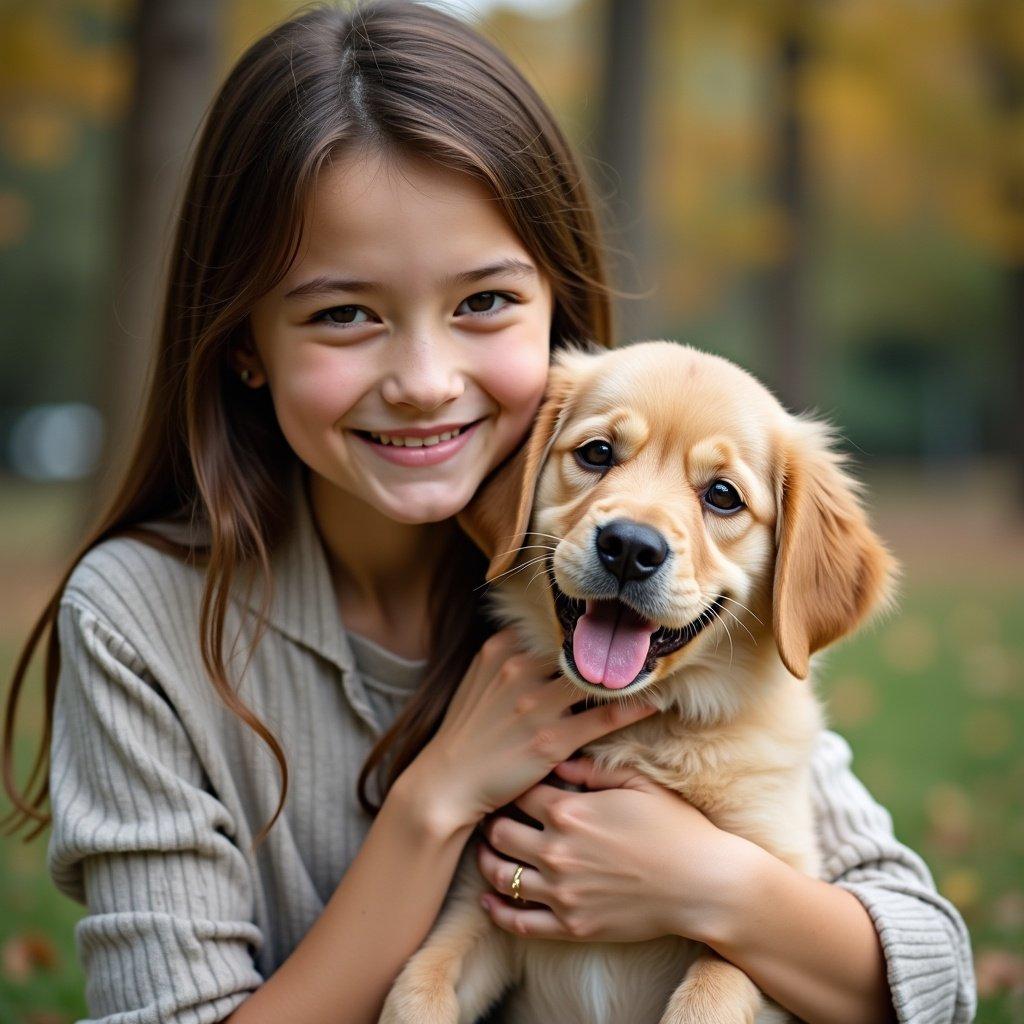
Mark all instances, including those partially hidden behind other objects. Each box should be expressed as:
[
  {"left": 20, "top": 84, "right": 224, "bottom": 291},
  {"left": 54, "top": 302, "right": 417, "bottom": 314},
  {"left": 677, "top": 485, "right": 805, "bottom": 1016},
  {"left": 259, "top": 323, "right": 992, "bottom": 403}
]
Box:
[
  {"left": 487, "top": 542, "right": 555, "bottom": 561},
  {"left": 705, "top": 603, "right": 734, "bottom": 667},
  {"left": 717, "top": 595, "right": 763, "bottom": 626},
  {"left": 494, "top": 554, "right": 550, "bottom": 581},
  {"left": 525, "top": 564, "right": 553, "bottom": 595},
  {"left": 473, "top": 554, "right": 551, "bottom": 592},
  {"left": 719, "top": 605, "right": 756, "bottom": 645}
]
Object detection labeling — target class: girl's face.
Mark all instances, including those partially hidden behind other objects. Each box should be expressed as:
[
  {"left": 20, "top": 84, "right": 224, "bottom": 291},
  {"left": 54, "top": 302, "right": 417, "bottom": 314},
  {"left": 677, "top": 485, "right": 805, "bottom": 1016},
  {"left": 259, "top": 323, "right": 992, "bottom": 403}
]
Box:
[{"left": 245, "top": 146, "right": 554, "bottom": 524}]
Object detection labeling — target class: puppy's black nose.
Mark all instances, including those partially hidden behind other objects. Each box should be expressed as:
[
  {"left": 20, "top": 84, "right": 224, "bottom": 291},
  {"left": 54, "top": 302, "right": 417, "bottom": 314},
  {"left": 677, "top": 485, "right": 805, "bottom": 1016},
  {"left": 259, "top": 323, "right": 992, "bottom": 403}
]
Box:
[{"left": 595, "top": 519, "right": 669, "bottom": 584}]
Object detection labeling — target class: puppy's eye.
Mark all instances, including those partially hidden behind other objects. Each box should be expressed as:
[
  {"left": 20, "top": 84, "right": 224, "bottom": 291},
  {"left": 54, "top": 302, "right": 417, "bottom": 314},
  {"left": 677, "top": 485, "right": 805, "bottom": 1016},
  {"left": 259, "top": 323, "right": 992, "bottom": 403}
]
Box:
[
  {"left": 575, "top": 439, "right": 613, "bottom": 470},
  {"left": 704, "top": 480, "right": 744, "bottom": 513}
]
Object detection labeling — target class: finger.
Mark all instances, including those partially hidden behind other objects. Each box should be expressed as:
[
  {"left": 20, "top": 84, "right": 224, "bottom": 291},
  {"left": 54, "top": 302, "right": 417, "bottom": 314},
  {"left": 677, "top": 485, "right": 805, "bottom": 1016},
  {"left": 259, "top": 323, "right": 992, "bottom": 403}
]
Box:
[
  {"left": 480, "top": 893, "right": 572, "bottom": 940},
  {"left": 478, "top": 627, "right": 522, "bottom": 671},
  {"left": 511, "top": 780, "right": 567, "bottom": 827},
  {"left": 484, "top": 811, "right": 545, "bottom": 865},
  {"left": 552, "top": 755, "right": 641, "bottom": 791},
  {"left": 563, "top": 698, "right": 658, "bottom": 747},
  {"left": 476, "top": 841, "right": 551, "bottom": 905}
]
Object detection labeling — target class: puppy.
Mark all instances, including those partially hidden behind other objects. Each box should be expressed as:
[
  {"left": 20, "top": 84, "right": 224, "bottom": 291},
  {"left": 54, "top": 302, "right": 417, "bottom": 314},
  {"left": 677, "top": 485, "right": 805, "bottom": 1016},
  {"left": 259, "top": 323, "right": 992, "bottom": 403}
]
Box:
[{"left": 379, "top": 340, "right": 897, "bottom": 1024}]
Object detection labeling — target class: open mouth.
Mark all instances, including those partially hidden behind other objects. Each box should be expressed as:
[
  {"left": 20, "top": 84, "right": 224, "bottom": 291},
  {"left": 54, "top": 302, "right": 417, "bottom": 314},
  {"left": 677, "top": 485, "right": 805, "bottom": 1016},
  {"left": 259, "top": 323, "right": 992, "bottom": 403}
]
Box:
[{"left": 549, "top": 566, "right": 725, "bottom": 690}]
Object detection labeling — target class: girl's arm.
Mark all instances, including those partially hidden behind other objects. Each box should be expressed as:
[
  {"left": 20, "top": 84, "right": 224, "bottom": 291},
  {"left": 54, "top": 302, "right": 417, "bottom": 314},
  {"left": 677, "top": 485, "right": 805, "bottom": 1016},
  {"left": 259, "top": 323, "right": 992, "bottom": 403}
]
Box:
[
  {"left": 700, "top": 730, "right": 977, "bottom": 1024},
  {"left": 699, "top": 841, "right": 897, "bottom": 1023},
  {"left": 811, "top": 729, "right": 977, "bottom": 1023},
  {"left": 50, "top": 598, "right": 478, "bottom": 1024},
  {"left": 224, "top": 769, "right": 474, "bottom": 1024}
]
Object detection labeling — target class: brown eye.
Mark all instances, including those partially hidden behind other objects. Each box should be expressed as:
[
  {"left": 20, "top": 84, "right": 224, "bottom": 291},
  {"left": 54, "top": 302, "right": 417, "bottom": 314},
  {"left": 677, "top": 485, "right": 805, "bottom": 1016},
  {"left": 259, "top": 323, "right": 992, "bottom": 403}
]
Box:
[
  {"left": 575, "top": 439, "right": 613, "bottom": 469},
  {"left": 315, "top": 305, "right": 372, "bottom": 326},
  {"left": 704, "top": 480, "right": 744, "bottom": 513},
  {"left": 458, "top": 291, "right": 516, "bottom": 316}
]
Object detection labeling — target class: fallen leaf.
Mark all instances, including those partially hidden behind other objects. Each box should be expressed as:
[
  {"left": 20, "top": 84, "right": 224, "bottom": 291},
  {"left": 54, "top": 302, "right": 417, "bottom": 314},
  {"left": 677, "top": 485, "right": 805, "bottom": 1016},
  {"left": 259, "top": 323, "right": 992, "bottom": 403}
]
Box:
[
  {"left": 962, "top": 708, "right": 1013, "bottom": 758},
  {"left": 946, "top": 601, "right": 1001, "bottom": 648},
  {"left": 992, "top": 890, "right": 1024, "bottom": 931},
  {"left": 924, "top": 783, "right": 973, "bottom": 855},
  {"left": 828, "top": 674, "right": 879, "bottom": 728},
  {"left": 961, "top": 644, "right": 1017, "bottom": 698},
  {"left": 939, "top": 868, "right": 981, "bottom": 912},
  {"left": 975, "top": 947, "right": 1024, "bottom": 998},
  {"left": 1, "top": 932, "right": 58, "bottom": 983},
  {"left": 881, "top": 617, "right": 936, "bottom": 674}
]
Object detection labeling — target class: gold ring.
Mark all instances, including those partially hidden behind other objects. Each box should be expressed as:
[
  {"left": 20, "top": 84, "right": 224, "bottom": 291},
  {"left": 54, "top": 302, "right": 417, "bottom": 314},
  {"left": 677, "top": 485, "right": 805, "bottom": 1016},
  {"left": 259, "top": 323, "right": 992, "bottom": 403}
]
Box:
[{"left": 510, "top": 863, "right": 524, "bottom": 901}]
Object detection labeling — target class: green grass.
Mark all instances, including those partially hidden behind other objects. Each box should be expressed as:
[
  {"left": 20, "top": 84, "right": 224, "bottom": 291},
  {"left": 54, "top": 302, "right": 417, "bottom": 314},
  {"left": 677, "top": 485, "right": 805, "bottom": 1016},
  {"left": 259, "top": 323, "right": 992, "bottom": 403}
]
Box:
[{"left": 817, "top": 582, "right": 1024, "bottom": 1024}]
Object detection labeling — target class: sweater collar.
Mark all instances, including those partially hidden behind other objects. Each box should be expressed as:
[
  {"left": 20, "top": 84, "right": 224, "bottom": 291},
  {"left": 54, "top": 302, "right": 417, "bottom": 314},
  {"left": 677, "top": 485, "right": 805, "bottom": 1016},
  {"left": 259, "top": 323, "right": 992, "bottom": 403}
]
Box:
[
  {"left": 248, "top": 463, "right": 382, "bottom": 734},
  {"left": 142, "top": 464, "right": 383, "bottom": 736}
]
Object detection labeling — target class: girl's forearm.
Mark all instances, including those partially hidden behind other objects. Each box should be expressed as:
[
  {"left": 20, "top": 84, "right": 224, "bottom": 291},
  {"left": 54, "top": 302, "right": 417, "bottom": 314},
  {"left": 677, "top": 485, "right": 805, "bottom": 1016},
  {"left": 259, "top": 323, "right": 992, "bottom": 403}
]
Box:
[
  {"left": 225, "top": 768, "right": 475, "bottom": 1024},
  {"left": 695, "top": 843, "right": 897, "bottom": 1024}
]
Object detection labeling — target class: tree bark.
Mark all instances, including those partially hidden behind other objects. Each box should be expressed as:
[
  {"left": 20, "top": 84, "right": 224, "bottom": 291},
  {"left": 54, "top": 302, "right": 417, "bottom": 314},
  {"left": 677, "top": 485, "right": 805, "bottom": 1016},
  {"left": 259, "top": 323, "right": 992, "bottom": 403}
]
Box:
[
  {"left": 594, "top": 0, "right": 655, "bottom": 344},
  {"left": 92, "top": 0, "right": 221, "bottom": 514},
  {"left": 972, "top": 0, "right": 1024, "bottom": 506},
  {"left": 765, "top": 4, "right": 810, "bottom": 413}
]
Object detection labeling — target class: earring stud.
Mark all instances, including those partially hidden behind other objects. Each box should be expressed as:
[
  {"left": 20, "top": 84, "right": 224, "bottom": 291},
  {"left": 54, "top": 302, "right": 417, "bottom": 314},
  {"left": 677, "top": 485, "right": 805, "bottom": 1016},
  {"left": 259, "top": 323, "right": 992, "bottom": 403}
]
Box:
[{"left": 240, "top": 369, "right": 253, "bottom": 384}]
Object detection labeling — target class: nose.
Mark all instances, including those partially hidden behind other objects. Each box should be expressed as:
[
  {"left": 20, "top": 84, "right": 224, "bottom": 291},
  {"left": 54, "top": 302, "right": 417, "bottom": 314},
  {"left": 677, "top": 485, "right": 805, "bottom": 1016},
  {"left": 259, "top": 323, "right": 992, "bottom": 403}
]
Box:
[
  {"left": 381, "top": 334, "right": 464, "bottom": 412},
  {"left": 595, "top": 519, "right": 669, "bottom": 585}
]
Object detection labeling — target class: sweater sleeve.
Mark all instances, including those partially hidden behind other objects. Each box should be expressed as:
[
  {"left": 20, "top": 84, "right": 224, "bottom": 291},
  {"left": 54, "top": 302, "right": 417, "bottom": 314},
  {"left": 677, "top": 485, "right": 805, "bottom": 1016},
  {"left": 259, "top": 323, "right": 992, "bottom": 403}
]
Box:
[
  {"left": 48, "top": 599, "right": 264, "bottom": 1024},
  {"left": 811, "top": 729, "right": 977, "bottom": 1024}
]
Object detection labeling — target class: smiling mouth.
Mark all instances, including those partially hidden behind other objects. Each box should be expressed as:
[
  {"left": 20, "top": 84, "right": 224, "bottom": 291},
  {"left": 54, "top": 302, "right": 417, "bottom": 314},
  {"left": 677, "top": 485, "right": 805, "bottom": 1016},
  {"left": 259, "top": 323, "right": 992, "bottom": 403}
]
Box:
[
  {"left": 547, "top": 563, "right": 725, "bottom": 690},
  {"left": 351, "top": 416, "right": 486, "bottom": 445}
]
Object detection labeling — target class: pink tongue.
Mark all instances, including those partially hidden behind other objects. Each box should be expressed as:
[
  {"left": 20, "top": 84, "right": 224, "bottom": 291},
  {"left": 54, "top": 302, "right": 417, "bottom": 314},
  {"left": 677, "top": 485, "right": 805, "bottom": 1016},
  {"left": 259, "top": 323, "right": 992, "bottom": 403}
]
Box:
[{"left": 572, "top": 599, "right": 657, "bottom": 689}]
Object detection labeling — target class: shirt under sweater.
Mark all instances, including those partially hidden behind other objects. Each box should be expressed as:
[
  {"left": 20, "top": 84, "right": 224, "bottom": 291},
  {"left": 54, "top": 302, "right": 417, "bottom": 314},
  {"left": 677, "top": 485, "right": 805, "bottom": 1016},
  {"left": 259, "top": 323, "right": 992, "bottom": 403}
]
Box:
[{"left": 46, "top": 464, "right": 977, "bottom": 1023}]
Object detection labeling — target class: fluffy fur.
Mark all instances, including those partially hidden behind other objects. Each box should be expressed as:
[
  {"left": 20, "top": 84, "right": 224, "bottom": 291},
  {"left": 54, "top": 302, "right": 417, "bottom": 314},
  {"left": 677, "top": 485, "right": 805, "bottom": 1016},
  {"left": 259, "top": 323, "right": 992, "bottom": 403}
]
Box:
[{"left": 379, "top": 340, "right": 898, "bottom": 1024}]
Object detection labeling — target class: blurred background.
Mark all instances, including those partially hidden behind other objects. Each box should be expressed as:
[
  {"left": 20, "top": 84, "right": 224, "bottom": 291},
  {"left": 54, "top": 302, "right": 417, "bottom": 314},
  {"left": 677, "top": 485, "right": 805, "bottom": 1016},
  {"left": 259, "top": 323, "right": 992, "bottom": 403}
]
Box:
[{"left": 1, "top": 0, "right": 1021, "bottom": 1020}]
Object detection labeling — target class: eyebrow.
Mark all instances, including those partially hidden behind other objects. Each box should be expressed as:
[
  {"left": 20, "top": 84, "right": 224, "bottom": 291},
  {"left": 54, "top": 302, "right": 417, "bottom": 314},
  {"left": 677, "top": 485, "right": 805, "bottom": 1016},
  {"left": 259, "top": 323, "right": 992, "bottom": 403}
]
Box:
[{"left": 283, "top": 257, "right": 538, "bottom": 300}]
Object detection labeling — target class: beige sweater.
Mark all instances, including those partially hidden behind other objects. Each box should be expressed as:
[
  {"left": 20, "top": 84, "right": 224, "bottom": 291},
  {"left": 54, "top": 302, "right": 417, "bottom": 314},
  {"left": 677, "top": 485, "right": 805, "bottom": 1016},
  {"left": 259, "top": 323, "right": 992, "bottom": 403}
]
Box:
[{"left": 48, "top": 466, "right": 976, "bottom": 1023}]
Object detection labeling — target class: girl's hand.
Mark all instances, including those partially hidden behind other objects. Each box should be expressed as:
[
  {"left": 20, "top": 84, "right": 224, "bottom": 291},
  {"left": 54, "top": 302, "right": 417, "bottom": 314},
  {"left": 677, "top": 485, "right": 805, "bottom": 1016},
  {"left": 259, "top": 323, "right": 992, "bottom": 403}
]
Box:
[
  {"left": 475, "top": 756, "right": 757, "bottom": 944},
  {"left": 410, "top": 628, "right": 659, "bottom": 834}
]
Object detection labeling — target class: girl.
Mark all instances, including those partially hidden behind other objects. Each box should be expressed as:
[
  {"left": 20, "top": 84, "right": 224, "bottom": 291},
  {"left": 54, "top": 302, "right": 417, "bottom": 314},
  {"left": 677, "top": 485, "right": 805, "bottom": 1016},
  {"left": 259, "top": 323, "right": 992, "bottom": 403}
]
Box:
[{"left": 2, "top": 3, "right": 975, "bottom": 1023}]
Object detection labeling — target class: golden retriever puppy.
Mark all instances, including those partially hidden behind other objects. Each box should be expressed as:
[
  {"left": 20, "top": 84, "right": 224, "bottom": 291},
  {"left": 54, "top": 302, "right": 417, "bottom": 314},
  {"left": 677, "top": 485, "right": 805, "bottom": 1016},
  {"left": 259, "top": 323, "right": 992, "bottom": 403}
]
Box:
[{"left": 379, "top": 340, "right": 897, "bottom": 1024}]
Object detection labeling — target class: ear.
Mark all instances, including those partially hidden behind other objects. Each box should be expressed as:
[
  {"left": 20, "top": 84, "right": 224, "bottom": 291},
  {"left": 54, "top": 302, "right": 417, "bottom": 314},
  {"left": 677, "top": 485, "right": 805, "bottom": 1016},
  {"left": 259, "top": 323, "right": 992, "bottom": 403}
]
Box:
[
  {"left": 771, "top": 416, "right": 899, "bottom": 679},
  {"left": 230, "top": 324, "right": 267, "bottom": 387},
  {"left": 457, "top": 346, "right": 593, "bottom": 582}
]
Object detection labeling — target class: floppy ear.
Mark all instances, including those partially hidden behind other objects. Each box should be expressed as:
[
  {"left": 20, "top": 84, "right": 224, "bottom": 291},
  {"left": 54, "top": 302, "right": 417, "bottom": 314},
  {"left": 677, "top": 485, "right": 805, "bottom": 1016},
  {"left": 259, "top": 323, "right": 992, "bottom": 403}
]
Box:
[
  {"left": 772, "top": 416, "right": 899, "bottom": 679},
  {"left": 456, "top": 352, "right": 585, "bottom": 583}
]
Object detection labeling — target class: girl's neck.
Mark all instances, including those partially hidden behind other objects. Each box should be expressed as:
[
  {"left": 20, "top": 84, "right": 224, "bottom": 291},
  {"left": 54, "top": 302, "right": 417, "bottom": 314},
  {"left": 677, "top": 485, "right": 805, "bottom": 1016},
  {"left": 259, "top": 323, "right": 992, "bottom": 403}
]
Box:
[{"left": 305, "top": 467, "right": 456, "bottom": 653}]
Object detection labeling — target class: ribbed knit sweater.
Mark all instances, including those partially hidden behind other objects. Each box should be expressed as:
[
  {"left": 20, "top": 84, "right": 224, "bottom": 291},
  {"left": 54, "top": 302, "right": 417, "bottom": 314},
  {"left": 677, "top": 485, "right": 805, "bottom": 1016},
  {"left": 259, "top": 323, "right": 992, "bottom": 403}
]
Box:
[{"left": 47, "top": 467, "right": 977, "bottom": 1023}]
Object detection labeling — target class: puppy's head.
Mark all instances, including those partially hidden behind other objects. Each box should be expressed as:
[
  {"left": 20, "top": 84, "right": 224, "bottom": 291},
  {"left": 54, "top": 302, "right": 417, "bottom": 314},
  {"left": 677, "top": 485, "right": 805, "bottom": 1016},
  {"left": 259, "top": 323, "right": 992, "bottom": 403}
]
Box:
[{"left": 459, "top": 341, "right": 897, "bottom": 708}]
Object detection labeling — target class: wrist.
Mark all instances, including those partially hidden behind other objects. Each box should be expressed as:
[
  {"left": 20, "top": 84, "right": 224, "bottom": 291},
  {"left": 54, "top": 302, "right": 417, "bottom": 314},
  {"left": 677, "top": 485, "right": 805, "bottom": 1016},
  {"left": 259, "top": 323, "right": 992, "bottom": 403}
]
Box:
[
  {"left": 390, "top": 749, "right": 482, "bottom": 843},
  {"left": 681, "top": 832, "right": 776, "bottom": 949}
]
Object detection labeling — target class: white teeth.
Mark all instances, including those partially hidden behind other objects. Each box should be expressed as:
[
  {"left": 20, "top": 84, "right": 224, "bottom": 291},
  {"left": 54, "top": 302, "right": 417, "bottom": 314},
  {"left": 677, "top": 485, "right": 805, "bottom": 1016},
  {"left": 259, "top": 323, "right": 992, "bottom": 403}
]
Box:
[{"left": 368, "top": 426, "right": 464, "bottom": 446}]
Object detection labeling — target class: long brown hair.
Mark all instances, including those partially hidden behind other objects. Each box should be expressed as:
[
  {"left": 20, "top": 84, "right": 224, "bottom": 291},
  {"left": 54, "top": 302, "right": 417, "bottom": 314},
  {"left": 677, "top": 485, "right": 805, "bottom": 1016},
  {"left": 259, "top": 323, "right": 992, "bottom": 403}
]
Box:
[{"left": 2, "top": 0, "right": 614, "bottom": 846}]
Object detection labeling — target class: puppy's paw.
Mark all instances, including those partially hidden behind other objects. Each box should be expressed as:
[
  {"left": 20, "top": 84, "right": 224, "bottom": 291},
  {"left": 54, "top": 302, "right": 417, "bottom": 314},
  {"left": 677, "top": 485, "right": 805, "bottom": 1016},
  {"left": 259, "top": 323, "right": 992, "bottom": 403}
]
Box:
[
  {"left": 659, "top": 994, "right": 758, "bottom": 1024},
  {"left": 379, "top": 959, "right": 460, "bottom": 1024},
  {"left": 659, "top": 953, "right": 762, "bottom": 1024}
]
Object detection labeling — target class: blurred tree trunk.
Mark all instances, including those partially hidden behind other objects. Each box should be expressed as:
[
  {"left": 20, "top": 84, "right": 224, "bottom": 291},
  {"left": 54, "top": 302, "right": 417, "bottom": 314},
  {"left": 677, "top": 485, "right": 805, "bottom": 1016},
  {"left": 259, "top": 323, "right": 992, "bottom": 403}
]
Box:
[
  {"left": 764, "top": 2, "right": 811, "bottom": 413},
  {"left": 972, "top": 0, "right": 1024, "bottom": 508},
  {"left": 594, "top": 0, "right": 655, "bottom": 344},
  {"left": 90, "top": 0, "right": 221, "bottom": 517}
]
